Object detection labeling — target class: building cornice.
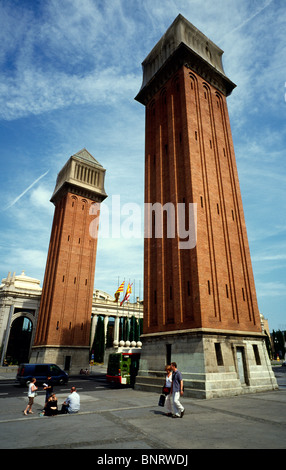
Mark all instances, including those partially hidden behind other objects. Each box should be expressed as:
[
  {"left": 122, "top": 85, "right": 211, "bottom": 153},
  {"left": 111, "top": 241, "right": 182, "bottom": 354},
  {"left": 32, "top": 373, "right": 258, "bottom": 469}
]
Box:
[{"left": 135, "top": 15, "right": 236, "bottom": 105}]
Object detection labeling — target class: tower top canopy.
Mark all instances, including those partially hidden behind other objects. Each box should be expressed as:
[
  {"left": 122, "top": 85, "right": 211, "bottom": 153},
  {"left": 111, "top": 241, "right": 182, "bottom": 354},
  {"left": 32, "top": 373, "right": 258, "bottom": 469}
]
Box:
[
  {"left": 136, "top": 14, "right": 235, "bottom": 104},
  {"left": 51, "top": 148, "right": 107, "bottom": 204},
  {"left": 73, "top": 148, "right": 103, "bottom": 168}
]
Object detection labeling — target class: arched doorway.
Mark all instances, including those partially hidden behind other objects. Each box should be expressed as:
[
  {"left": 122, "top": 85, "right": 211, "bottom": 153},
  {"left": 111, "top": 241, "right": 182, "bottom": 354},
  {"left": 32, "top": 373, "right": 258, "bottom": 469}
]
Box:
[{"left": 6, "top": 316, "right": 33, "bottom": 364}]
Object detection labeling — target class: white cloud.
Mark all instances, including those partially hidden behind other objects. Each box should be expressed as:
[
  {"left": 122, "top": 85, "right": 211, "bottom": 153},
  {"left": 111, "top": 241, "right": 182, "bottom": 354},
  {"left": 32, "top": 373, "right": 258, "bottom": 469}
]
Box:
[
  {"left": 256, "top": 281, "right": 286, "bottom": 298},
  {"left": 0, "top": 0, "right": 285, "bottom": 329}
]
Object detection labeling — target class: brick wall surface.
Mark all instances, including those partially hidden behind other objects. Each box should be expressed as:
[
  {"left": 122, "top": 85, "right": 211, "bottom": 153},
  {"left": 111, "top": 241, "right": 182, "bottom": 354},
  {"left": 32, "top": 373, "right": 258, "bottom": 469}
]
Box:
[
  {"left": 144, "top": 66, "right": 261, "bottom": 335},
  {"left": 34, "top": 192, "right": 99, "bottom": 347}
]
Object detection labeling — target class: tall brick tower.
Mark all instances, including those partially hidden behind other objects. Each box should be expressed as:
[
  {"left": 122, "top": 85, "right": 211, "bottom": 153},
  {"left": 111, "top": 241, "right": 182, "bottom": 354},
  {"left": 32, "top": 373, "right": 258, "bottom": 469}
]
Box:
[
  {"left": 31, "top": 149, "right": 107, "bottom": 371},
  {"left": 135, "top": 15, "right": 277, "bottom": 397}
]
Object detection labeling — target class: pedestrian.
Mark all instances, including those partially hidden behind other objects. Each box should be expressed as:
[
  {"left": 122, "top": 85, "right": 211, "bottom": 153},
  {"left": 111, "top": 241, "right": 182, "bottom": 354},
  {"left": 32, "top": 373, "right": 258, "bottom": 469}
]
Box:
[
  {"left": 24, "top": 378, "right": 38, "bottom": 415},
  {"left": 43, "top": 375, "right": 53, "bottom": 406},
  {"left": 61, "top": 386, "right": 80, "bottom": 414},
  {"left": 163, "top": 365, "right": 173, "bottom": 417},
  {"left": 170, "top": 362, "right": 185, "bottom": 418},
  {"left": 45, "top": 393, "right": 58, "bottom": 416}
]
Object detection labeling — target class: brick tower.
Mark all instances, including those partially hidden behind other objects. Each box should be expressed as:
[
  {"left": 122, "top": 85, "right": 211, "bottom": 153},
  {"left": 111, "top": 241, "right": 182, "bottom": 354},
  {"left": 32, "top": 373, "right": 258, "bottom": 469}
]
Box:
[
  {"left": 31, "top": 149, "right": 107, "bottom": 371},
  {"left": 135, "top": 15, "right": 277, "bottom": 397}
]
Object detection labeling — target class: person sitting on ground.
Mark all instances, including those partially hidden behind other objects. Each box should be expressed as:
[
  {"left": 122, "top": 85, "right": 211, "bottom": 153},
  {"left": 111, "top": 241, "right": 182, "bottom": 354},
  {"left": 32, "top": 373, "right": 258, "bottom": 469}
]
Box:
[
  {"left": 61, "top": 386, "right": 80, "bottom": 414},
  {"left": 45, "top": 393, "right": 58, "bottom": 417}
]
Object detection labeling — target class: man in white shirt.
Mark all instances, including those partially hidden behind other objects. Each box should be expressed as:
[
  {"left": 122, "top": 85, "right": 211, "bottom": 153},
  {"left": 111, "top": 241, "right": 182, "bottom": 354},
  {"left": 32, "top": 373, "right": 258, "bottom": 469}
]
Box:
[{"left": 62, "top": 386, "right": 80, "bottom": 414}]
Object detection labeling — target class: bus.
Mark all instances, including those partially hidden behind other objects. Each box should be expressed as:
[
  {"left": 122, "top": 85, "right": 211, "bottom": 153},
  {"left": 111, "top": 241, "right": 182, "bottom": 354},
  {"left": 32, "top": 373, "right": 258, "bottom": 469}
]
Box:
[{"left": 106, "top": 352, "right": 140, "bottom": 387}]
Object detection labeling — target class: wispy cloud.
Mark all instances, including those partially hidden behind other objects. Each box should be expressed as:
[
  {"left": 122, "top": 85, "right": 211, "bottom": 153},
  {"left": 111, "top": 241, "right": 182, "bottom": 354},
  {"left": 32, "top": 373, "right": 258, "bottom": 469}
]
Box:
[
  {"left": 4, "top": 170, "right": 49, "bottom": 210},
  {"left": 0, "top": 0, "right": 285, "bottom": 329},
  {"left": 256, "top": 281, "right": 286, "bottom": 298},
  {"left": 219, "top": 0, "right": 273, "bottom": 41}
]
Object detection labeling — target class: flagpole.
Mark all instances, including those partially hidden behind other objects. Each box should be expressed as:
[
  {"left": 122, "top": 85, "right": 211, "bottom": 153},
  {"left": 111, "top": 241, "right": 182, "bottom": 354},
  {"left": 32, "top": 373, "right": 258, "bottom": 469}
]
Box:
[{"left": 117, "top": 277, "right": 119, "bottom": 345}]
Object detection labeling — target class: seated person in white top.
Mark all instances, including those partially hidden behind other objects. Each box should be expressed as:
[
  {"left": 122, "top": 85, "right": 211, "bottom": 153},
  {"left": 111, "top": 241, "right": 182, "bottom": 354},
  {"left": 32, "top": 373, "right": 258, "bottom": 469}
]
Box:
[{"left": 61, "top": 386, "right": 80, "bottom": 414}]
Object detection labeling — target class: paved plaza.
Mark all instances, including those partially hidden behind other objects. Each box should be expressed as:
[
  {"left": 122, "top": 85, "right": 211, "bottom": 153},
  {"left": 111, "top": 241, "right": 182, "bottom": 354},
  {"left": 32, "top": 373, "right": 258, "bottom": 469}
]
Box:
[{"left": 0, "top": 365, "right": 285, "bottom": 450}]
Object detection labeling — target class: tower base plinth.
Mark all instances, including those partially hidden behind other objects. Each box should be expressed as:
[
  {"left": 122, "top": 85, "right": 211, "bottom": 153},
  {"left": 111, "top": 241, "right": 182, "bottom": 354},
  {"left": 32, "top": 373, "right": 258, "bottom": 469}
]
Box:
[
  {"left": 135, "top": 330, "right": 278, "bottom": 399},
  {"left": 30, "top": 346, "right": 90, "bottom": 374}
]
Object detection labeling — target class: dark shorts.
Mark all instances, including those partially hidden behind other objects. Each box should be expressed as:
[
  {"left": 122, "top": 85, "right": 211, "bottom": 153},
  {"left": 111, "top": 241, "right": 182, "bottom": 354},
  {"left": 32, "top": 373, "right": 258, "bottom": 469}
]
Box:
[{"left": 28, "top": 397, "right": 34, "bottom": 406}]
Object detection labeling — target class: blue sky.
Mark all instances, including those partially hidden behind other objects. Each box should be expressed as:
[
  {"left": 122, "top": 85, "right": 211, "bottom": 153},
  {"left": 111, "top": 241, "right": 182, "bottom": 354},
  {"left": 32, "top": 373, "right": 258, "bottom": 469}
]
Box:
[{"left": 0, "top": 0, "right": 285, "bottom": 331}]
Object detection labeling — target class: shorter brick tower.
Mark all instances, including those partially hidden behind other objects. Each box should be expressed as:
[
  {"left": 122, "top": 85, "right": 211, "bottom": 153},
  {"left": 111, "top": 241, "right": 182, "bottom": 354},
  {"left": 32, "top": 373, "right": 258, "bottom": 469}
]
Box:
[{"left": 31, "top": 149, "right": 107, "bottom": 371}]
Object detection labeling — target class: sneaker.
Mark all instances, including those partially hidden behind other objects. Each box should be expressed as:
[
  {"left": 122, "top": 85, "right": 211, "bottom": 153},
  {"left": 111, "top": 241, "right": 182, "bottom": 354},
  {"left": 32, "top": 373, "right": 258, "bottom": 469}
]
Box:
[{"left": 180, "top": 409, "right": 185, "bottom": 418}]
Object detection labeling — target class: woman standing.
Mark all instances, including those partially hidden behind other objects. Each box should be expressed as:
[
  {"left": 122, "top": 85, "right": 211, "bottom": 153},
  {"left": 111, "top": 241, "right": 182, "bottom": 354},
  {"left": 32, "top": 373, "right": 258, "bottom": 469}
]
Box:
[
  {"left": 163, "top": 365, "right": 173, "bottom": 416},
  {"left": 24, "top": 378, "right": 38, "bottom": 415}
]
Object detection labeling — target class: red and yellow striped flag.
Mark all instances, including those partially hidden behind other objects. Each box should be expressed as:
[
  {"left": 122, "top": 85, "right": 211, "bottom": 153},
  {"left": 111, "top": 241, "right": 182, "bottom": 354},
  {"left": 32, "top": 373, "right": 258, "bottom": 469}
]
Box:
[
  {"left": 120, "top": 282, "right": 133, "bottom": 306},
  {"left": 114, "top": 281, "right": 125, "bottom": 302}
]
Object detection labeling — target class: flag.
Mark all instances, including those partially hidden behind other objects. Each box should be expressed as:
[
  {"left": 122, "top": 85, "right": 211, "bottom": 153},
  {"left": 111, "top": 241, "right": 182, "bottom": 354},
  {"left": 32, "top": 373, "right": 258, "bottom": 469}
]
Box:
[
  {"left": 114, "top": 281, "right": 125, "bottom": 302},
  {"left": 120, "top": 283, "right": 133, "bottom": 306}
]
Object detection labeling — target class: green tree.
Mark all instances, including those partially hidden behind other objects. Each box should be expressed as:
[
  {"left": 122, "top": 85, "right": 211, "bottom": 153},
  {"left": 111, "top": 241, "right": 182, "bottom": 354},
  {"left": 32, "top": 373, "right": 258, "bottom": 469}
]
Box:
[
  {"left": 272, "top": 330, "right": 286, "bottom": 359},
  {"left": 264, "top": 332, "right": 272, "bottom": 359},
  {"left": 123, "top": 317, "right": 130, "bottom": 342},
  {"left": 130, "top": 316, "right": 136, "bottom": 342},
  {"left": 91, "top": 316, "right": 105, "bottom": 363}
]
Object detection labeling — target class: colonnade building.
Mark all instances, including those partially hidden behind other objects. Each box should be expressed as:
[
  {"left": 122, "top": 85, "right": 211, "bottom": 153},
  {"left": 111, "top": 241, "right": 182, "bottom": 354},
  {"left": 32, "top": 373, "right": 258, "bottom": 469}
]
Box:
[{"left": 0, "top": 271, "right": 143, "bottom": 369}]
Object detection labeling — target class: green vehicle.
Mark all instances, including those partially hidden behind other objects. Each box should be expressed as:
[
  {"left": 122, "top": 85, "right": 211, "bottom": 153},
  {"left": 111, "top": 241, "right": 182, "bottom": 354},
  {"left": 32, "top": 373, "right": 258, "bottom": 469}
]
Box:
[{"left": 106, "top": 352, "right": 140, "bottom": 387}]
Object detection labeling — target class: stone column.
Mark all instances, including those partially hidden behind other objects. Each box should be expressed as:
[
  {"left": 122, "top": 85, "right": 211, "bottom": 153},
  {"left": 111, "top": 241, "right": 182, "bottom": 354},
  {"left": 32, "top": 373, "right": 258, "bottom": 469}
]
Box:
[
  {"left": 90, "top": 314, "right": 98, "bottom": 350},
  {"left": 104, "top": 315, "right": 109, "bottom": 344},
  {"left": 0, "top": 304, "right": 14, "bottom": 365},
  {"left": 113, "top": 316, "right": 120, "bottom": 347}
]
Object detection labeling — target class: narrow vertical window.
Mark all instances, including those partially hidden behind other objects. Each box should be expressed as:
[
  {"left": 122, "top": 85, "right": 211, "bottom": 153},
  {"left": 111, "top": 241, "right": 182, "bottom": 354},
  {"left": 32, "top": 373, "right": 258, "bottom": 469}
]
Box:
[
  {"left": 226, "top": 284, "right": 229, "bottom": 298},
  {"left": 215, "top": 343, "right": 224, "bottom": 366},
  {"left": 242, "top": 287, "right": 245, "bottom": 301},
  {"left": 208, "top": 280, "right": 211, "bottom": 295},
  {"left": 166, "top": 344, "right": 172, "bottom": 365},
  {"left": 253, "top": 344, "right": 261, "bottom": 365}
]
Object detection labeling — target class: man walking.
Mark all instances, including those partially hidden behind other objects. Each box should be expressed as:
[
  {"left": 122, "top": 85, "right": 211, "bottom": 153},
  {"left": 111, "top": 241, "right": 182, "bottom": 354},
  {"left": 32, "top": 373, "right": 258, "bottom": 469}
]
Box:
[{"left": 171, "top": 362, "right": 185, "bottom": 418}]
